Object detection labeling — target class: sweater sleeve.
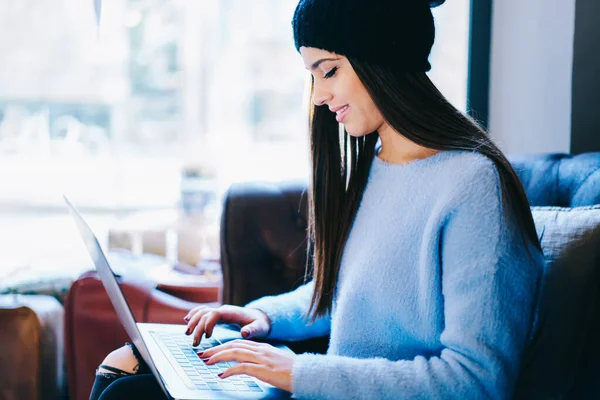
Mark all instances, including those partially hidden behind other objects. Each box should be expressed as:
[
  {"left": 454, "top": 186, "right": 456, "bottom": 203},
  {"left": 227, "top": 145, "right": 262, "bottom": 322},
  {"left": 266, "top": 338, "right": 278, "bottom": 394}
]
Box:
[
  {"left": 244, "top": 280, "right": 331, "bottom": 341},
  {"left": 290, "top": 160, "right": 544, "bottom": 400}
]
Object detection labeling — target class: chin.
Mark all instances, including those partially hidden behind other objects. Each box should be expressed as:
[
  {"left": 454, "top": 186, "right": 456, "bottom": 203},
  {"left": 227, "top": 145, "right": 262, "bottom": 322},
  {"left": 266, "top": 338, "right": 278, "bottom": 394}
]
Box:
[{"left": 344, "top": 124, "right": 371, "bottom": 138}]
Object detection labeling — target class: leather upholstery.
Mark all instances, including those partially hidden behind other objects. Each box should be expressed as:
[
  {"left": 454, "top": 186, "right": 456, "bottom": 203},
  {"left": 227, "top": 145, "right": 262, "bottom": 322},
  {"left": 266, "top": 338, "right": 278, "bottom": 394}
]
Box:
[
  {"left": 64, "top": 271, "right": 219, "bottom": 400},
  {"left": 220, "top": 180, "right": 311, "bottom": 308},
  {"left": 0, "top": 295, "right": 64, "bottom": 400},
  {"left": 510, "top": 153, "right": 600, "bottom": 207}
]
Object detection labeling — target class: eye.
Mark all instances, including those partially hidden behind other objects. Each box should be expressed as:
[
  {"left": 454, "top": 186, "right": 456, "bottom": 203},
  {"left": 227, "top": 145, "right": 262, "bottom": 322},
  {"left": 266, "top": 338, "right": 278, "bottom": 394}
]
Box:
[{"left": 324, "top": 66, "right": 338, "bottom": 79}]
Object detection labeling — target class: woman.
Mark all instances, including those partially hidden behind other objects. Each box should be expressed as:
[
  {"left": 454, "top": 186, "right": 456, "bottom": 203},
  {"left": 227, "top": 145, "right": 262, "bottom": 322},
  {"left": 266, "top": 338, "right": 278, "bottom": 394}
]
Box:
[{"left": 91, "top": 0, "right": 544, "bottom": 399}]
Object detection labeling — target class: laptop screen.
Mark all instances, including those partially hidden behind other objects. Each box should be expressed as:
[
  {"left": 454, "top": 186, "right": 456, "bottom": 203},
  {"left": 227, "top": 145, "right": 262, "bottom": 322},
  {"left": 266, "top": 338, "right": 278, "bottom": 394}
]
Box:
[{"left": 64, "top": 195, "right": 171, "bottom": 399}]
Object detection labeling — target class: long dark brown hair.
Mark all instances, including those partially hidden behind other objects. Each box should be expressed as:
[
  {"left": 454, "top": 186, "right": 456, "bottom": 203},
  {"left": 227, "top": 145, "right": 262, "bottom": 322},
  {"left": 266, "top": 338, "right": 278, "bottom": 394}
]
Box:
[{"left": 304, "top": 58, "right": 542, "bottom": 322}]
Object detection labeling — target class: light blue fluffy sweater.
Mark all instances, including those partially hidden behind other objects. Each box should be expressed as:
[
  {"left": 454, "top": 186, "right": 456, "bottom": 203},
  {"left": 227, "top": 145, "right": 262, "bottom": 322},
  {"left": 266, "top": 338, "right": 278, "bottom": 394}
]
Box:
[{"left": 246, "top": 150, "right": 544, "bottom": 400}]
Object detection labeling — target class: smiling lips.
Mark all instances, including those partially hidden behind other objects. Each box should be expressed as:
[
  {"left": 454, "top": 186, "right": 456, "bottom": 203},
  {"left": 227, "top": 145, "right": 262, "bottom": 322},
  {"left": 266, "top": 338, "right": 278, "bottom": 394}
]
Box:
[{"left": 330, "top": 105, "right": 349, "bottom": 123}]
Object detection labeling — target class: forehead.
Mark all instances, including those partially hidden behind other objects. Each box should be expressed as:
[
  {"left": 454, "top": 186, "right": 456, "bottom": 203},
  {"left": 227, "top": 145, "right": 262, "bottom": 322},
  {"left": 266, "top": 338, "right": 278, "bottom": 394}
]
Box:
[{"left": 300, "top": 47, "right": 339, "bottom": 68}]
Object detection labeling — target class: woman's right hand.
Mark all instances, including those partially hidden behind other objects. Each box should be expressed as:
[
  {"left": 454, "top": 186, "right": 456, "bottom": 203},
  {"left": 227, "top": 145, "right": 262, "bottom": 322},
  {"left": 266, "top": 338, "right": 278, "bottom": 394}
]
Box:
[{"left": 184, "top": 305, "right": 272, "bottom": 346}]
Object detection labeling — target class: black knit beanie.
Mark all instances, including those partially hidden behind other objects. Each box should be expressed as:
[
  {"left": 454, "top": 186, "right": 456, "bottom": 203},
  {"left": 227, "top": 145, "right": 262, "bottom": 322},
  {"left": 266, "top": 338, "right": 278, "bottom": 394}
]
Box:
[{"left": 292, "top": 0, "right": 446, "bottom": 72}]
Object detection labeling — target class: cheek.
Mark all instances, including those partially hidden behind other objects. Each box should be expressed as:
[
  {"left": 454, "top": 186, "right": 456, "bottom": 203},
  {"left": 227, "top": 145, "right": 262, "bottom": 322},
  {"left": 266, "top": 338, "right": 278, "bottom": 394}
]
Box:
[
  {"left": 346, "top": 101, "right": 382, "bottom": 135},
  {"left": 347, "top": 86, "right": 380, "bottom": 124},
  {"left": 363, "top": 86, "right": 387, "bottom": 125},
  {"left": 338, "top": 74, "right": 383, "bottom": 135}
]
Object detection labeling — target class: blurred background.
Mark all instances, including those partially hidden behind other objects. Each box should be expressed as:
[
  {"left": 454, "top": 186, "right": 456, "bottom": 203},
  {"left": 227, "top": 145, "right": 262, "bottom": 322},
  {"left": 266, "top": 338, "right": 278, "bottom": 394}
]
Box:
[
  {"left": 3, "top": 2, "right": 600, "bottom": 399},
  {"left": 0, "top": 0, "right": 469, "bottom": 288}
]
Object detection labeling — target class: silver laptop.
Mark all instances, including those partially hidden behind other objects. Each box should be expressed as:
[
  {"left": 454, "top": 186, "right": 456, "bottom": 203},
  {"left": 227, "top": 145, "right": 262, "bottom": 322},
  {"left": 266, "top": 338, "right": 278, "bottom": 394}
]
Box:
[{"left": 64, "top": 196, "right": 292, "bottom": 400}]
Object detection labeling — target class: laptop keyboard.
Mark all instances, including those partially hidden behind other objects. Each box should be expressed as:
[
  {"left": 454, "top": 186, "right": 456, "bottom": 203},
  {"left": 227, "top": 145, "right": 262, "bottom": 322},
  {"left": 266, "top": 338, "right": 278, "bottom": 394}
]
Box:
[{"left": 151, "top": 331, "right": 263, "bottom": 393}]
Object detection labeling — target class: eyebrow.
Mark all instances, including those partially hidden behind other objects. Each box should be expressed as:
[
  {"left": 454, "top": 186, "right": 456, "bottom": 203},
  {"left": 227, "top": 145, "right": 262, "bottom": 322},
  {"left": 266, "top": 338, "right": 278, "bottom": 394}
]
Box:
[{"left": 307, "top": 57, "right": 339, "bottom": 71}]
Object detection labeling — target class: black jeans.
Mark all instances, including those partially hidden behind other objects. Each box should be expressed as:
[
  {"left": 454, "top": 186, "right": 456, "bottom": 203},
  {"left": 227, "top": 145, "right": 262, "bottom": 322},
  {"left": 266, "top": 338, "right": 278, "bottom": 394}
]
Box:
[
  {"left": 90, "top": 343, "right": 168, "bottom": 400},
  {"left": 96, "top": 374, "right": 167, "bottom": 400}
]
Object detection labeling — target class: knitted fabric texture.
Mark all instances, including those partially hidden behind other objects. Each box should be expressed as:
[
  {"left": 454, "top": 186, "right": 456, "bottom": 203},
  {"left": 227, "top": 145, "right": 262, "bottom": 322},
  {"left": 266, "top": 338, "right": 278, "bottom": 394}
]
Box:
[
  {"left": 246, "top": 150, "right": 545, "bottom": 399},
  {"left": 292, "top": 0, "right": 446, "bottom": 72}
]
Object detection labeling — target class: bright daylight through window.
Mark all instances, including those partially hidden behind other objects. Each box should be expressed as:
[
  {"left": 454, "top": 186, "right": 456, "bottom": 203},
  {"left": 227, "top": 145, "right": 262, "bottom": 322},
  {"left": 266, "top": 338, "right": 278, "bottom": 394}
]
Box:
[{"left": 0, "top": 0, "right": 469, "bottom": 286}]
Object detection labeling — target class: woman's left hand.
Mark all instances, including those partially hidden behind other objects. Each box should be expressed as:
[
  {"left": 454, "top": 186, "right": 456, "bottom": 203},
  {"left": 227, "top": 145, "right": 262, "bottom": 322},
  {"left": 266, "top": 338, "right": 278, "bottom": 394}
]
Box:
[{"left": 199, "top": 339, "right": 296, "bottom": 393}]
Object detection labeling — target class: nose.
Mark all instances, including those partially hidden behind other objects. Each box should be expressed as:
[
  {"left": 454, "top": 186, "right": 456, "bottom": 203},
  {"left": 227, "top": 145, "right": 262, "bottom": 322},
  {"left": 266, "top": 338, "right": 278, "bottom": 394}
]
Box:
[{"left": 312, "top": 82, "right": 332, "bottom": 106}]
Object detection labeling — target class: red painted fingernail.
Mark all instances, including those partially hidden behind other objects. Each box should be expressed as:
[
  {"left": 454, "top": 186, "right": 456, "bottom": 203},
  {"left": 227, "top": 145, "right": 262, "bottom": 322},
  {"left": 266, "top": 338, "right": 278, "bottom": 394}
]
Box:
[
  {"left": 217, "top": 373, "right": 223, "bottom": 378},
  {"left": 183, "top": 316, "right": 190, "bottom": 321},
  {"left": 197, "top": 351, "right": 204, "bottom": 356},
  {"left": 241, "top": 331, "right": 248, "bottom": 339}
]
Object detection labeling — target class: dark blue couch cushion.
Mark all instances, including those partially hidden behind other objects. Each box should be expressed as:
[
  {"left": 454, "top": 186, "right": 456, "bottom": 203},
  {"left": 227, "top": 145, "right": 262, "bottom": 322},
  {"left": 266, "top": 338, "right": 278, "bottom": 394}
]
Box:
[
  {"left": 510, "top": 153, "right": 600, "bottom": 207},
  {"left": 516, "top": 206, "right": 600, "bottom": 399},
  {"left": 509, "top": 153, "right": 600, "bottom": 398}
]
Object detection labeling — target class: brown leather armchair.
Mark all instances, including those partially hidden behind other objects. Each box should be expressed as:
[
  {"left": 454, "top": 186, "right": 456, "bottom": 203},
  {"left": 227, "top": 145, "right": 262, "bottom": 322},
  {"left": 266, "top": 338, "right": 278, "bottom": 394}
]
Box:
[{"left": 64, "top": 272, "right": 219, "bottom": 400}]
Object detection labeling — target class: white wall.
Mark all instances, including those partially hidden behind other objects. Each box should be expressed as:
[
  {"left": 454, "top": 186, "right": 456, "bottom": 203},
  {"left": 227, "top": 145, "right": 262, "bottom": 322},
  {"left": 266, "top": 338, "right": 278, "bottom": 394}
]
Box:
[{"left": 488, "top": 0, "right": 576, "bottom": 154}]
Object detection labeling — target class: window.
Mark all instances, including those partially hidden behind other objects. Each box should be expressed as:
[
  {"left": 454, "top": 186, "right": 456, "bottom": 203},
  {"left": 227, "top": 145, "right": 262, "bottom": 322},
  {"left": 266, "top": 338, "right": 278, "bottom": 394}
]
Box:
[
  {"left": 430, "top": 0, "right": 471, "bottom": 112},
  {"left": 0, "top": 0, "right": 472, "bottom": 281}
]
